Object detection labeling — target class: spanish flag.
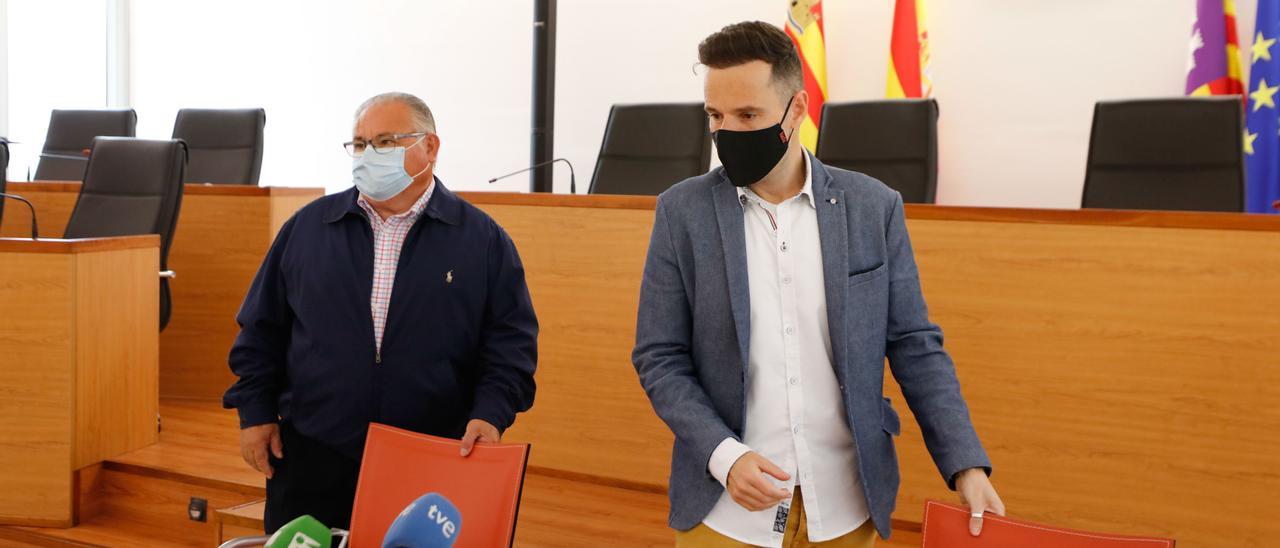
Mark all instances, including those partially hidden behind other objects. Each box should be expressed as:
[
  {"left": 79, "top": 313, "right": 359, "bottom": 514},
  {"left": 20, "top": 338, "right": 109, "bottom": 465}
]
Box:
[
  {"left": 886, "top": 0, "right": 932, "bottom": 98},
  {"left": 1185, "top": 0, "right": 1245, "bottom": 97},
  {"left": 786, "top": 0, "right": 827, "bottom": 152}
]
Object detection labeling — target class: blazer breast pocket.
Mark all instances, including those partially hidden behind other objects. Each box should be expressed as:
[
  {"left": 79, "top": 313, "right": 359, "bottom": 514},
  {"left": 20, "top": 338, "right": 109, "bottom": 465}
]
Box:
[{"left": 848, "top": 262, "right": 887, "bottom": 287}]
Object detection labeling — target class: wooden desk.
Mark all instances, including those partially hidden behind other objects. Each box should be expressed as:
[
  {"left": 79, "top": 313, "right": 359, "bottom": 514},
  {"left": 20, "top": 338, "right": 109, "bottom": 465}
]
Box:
[
  {"left": 0, "top": 182, "right": 323, "bottom": 400},
  {"left": 460, "top": 192, "right": 1280, "bottom": 547},
  {"left": 0, "top": 235, "right": 160, "bottom": 527}
]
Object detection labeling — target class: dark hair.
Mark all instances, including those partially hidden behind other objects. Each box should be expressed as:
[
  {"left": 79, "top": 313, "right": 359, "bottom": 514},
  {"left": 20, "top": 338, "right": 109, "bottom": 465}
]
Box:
[{"left": 697, "top": 21, "right": 803, "bottom": 95}]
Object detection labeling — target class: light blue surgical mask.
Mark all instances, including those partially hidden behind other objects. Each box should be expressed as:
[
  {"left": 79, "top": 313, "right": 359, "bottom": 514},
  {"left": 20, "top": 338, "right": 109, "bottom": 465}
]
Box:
[{"left": 352, "top": 139, "right": 431, "bottom": 201}]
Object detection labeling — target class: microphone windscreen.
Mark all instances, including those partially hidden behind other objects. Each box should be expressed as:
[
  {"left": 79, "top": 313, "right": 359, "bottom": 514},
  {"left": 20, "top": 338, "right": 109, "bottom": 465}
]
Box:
[
  {"left": 265, "top": 514, "right": 332, "bottom": 548},
  {"left": 381, "top": 492, "right": 462, "bottom": 548}
]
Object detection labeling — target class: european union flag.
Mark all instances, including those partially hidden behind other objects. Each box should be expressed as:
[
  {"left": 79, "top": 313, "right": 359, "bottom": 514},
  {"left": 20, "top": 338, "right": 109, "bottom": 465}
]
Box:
[{"left": 1246, "top": 0, "right": 1280, "bottom": 213}]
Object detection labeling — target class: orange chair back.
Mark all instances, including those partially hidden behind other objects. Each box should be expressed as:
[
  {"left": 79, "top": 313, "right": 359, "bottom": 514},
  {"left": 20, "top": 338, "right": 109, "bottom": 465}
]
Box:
[
  {"left": 348, "top": 423, "right": 530, "bottom": 548},
  {"left": 923, "top": 500, "right": 1175, "bottom": 548}
]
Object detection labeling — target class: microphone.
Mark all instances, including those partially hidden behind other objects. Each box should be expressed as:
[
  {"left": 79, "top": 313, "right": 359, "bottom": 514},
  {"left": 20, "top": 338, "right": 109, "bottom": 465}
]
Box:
[
  {"left": 381, "top": 492, "right": 462, "bottom": 548},
  {"left": 264, "top": 515, "right": 333, "bottom": 548},
  {"left": 0, "top": 193, "right": 39, "bottom": 240},
  {"left": 488, "top": 157, "right": 577, "bottom": 194}
]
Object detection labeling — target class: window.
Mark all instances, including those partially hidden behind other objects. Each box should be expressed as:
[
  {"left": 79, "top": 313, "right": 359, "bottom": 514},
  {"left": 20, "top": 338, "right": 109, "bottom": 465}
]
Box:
[{"left": 2, "top": 0, "right": 109, "bottom": 180}]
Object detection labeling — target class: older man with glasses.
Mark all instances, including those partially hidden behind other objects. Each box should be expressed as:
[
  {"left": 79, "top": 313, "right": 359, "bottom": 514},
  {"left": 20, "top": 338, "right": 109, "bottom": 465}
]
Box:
[{"left": 223, "top": 91, "right": 539, "bottom": 531}]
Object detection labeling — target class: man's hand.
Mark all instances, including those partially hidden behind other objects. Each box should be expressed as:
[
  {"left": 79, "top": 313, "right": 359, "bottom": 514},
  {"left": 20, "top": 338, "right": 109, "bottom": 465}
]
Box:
[
  {"left": 240, "top": 423, "right": 283, "bottom": 479},
  {"left": 726, "top": 452, "right": 792, "bottom": 511},
  {"left": 956, "top": 468, "right": 1005, "bottom": 536},
  {"left": 459, "top": 419, "right": 500, "bottom": 457}
]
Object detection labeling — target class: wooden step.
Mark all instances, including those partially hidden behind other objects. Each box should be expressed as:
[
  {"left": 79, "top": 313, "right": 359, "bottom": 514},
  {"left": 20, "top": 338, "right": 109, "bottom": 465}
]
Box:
[
  {"left": 214, "top": 499, "right": 266, "bottom": 545},
  {"left": 0, "top": 464, "right": 259, "bottom": 547}
]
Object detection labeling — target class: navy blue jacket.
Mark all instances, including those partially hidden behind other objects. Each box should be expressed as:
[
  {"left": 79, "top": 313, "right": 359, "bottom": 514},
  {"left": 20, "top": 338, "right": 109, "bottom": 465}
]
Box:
[{"left": 223, "top": 181, "right": 538, "bottom": 459}]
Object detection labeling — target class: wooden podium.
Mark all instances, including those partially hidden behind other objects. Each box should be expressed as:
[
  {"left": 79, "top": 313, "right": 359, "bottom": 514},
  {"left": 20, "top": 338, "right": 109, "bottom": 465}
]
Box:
[
  {"left": 0, "top": 181, "right": 323, "bottom": 400},
  {"left": 0, "top": 235, "right": 160, "bottom": 527}
]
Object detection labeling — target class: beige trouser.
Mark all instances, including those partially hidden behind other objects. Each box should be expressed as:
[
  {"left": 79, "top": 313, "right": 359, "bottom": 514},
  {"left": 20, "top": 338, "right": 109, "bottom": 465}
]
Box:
[{"left": 676, "top": 488, "right": 878, "bottom": 548}]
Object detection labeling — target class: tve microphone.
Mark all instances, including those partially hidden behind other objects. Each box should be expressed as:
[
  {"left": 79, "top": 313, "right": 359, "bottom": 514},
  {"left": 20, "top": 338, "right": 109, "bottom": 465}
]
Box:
[
  {"left": 381, "top": 492, "right": 462, "bottom": 548},
  {"left": 488, "top": 157, "right": 577, "bottom": 194},
  {"left": 265, "top": 515, "right": 332, "bottom": 548},
  {"left": 0, "top": 193, "right": 39, "bottom": 239}
]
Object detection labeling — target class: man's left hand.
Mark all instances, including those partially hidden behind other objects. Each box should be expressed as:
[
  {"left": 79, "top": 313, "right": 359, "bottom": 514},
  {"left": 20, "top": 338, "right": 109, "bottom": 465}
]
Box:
[
  {"left": 955, "top": 467, "right": 1005, "bottom": 536},
  {"left": 459, "top": 419, "right": 500, "bottom": 457}
]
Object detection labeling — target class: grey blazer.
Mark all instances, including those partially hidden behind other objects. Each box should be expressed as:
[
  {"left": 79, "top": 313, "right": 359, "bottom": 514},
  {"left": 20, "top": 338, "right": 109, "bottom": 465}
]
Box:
[{"left": 631, "top": 155, "right": 991, "bottom": 538}]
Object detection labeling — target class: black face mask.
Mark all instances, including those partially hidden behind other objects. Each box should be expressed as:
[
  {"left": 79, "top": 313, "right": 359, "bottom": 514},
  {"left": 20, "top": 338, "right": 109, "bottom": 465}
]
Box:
[{"left": 714, "top": 95, "right": 797, "bottom": 188}]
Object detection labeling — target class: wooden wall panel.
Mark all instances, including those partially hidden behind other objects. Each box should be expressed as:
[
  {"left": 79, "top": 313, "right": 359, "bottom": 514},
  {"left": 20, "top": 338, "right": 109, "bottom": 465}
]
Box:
[
  {"left": 159, "top": 195, "right": 274, "bottom": 400},
  {"left": 887, "top": 219, "right": 1280, "bottom": 546},
  {"left": 0, "top": 184, "right": 75, "bottom": 239},
  {"left": 0, "top": 251, "right": 75, "bottom": 526},
  {"left": 480, "top": 204, "right": 675, "bottom": 490},
  {"left": 74, "top": 247, "right": 160, "bottom": 469}
]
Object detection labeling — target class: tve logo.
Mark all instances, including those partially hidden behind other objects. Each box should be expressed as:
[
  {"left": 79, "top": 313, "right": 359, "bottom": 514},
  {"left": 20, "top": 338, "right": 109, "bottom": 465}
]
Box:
[
  {"left": 382, "top": 493, "right": 463, "bottom": 548},
  {"left": 427, "top": 503, "right": 457, "bottom": 539}
]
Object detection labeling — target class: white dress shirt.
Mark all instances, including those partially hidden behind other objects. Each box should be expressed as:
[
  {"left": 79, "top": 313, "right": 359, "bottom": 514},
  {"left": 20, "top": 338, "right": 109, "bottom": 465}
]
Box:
[{"left": 703, "top": 153, "right": 869, "bottom": 546}]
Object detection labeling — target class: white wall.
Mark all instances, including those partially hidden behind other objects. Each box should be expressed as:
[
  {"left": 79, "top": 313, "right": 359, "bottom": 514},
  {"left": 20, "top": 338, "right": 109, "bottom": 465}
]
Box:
[
  {"left": 128, "top": 0, "right": 533, "bottom": 193},
  {"left": 4, "top": 1, "right": 1261, "bottom": 207},
  {"left": 557, "top": 0, "right": 1258, "bottom": 208},
  {"left": 4, "top": 0, "right": 107, "bottom": 180}
]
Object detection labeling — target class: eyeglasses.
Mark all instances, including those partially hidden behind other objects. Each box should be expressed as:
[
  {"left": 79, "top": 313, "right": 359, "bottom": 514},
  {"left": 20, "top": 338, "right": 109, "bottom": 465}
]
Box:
[{"left": 343, "top": 132, "right": 428, "bottom": 157}]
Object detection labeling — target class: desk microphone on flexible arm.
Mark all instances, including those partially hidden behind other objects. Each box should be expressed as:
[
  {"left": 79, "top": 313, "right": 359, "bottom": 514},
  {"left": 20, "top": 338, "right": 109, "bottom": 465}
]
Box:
[{"left": 487, "top": 158, "right": 577, "bottom": 194}]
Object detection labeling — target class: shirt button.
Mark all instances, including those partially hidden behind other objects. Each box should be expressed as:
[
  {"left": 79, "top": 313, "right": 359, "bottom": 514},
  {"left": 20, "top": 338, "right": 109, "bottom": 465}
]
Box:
[
  {"left": 780, "top": 241, "right": 789, "bottom": 252},
  {"left": 785, "top": 326, "right": 795, "bottom": 336},
  {"left": 782, "top": 275, "right": 792, "bottom": 284},
  {"left": 789, "top": 376, "right": 799, "bottom": 385},
  {"left": 793, "top": 425, "right": 802, "bottom": 434}
]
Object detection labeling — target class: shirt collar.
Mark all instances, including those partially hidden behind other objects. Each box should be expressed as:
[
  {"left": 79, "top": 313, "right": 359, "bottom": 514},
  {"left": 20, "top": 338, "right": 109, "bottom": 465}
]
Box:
[
  {"left": 357, "top": 180, "right": 434, "bottom": 224},
  {"left": 735, "top": 151, "right": 816, "bottom": 208},
  {"left": 324, "top": 177, "right": 461, "bottom": 226}
]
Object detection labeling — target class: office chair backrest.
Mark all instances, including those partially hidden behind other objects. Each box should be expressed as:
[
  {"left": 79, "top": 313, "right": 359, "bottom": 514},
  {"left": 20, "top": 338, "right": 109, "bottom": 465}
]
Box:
[
  {"left": 922, "top": 501, "right": 1175, "bottom": 547},
  {"left": 349, "top": 423, "right": 529, "bottom": 548},
  {"left": 172, "top": 108, "right": 266, "bottom": 185},
  {"left": 589, "top": 103, "right": 711, "bottom": 195},
  {"left": 1083, "top": 97, "right": 1244, "bottom": 212},
  {"left": 816, "top": 99, "right": 939, "bottom": 204},
  {"left": 64, "top": 137, "right": 186, "bottom": 330},
  {"left": 34, "top": 109, "right": 137, "bottom": 181},
  {"left": 0, "top": 140, "right": 8, "bottom": 224}
]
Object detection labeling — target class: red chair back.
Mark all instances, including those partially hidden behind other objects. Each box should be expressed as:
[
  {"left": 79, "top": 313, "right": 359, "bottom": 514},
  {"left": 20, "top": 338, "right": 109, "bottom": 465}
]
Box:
[
  {"left": 348, "top": 423, "right": 530, "bottom": 548},
  {"left": 922, "top": 500, "right": 1175, "bottom": 548}
]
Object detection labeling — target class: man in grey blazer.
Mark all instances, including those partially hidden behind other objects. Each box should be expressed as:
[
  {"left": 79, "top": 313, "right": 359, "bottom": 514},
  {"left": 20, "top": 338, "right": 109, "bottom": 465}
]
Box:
[{"left": 632, "top": 22, "right": 1004, "bottom": 547}]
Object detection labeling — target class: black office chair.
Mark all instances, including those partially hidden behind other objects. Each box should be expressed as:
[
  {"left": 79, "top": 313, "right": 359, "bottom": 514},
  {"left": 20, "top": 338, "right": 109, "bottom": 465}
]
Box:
[
  {"left": 33, "top": 109, "right": 137, "bottom": 181},
  {"left": 1082, "top": 97, "right": 1244, "bottom": 212},
  {"left": 64, "top": 137, "right": 186, "bottom": 331},
  {"left": 589, "top": 103, "right": 711, "bottom": 195},
  {"left": 172, "top": 108, "right": 266, "bottom": 185},
  {"left": 0, "top": 139, "right": 8, "bottom": 225},
  {"left": 816, "top": 99, "right": 939, "bottom": 204}
]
